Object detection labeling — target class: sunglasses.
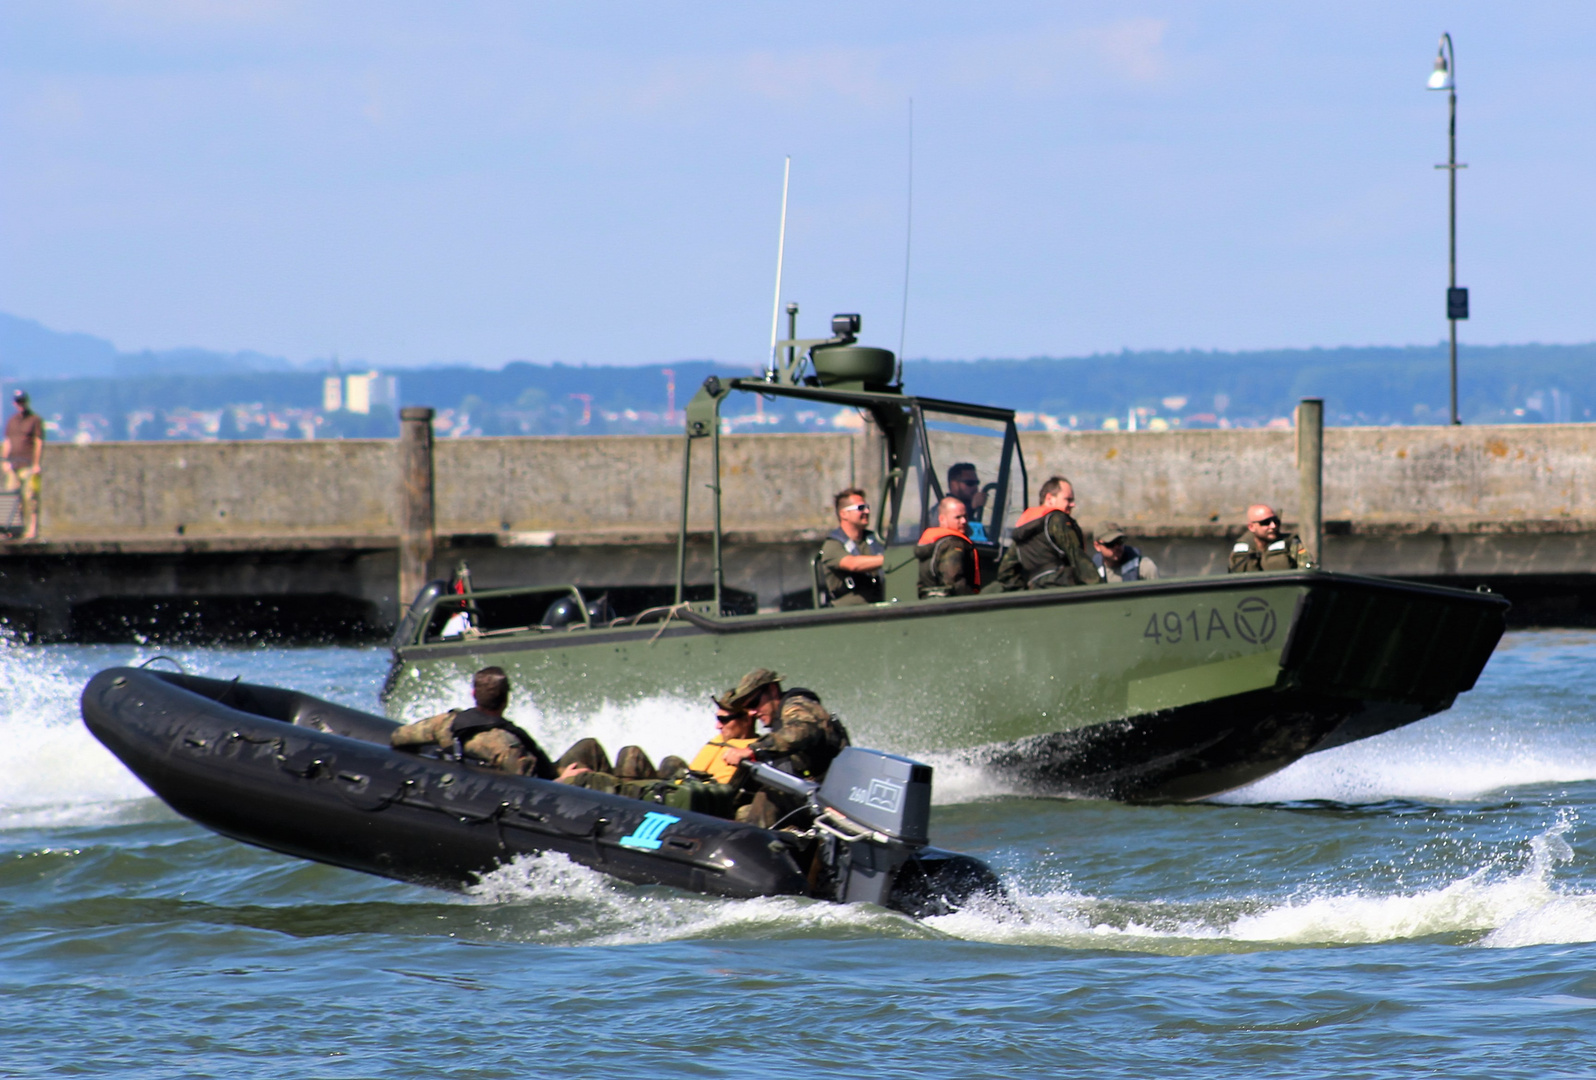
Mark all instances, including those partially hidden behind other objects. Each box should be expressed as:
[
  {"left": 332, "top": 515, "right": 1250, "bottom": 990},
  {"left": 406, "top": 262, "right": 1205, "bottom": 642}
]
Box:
[
  {"left": 843, "top": 503, "right": 869, "bottom": 513},
  {"left": 1255, "top": 516, "right": 1280, "bottom": 528}
]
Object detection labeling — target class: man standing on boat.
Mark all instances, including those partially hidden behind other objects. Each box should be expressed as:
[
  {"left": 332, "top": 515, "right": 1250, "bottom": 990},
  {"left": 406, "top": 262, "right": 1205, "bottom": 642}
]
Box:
[
  {"left": 916, "top": 497, "right": 979, "bottom": 598},
  {"left": 1229, "top": 504, "right": 1313, "bottom": 572},
  {"left": 997, "top": 476, "right": 1099, "bottom": 590},
  {"left": 818, "top": 487, "right": 885, "bottom": 605}
]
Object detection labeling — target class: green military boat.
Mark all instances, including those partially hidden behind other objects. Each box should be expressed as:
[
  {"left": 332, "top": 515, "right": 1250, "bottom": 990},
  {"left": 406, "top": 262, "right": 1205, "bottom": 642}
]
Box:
[{"left": 383, "top": 315, "right": 1508, "bottom": 802}]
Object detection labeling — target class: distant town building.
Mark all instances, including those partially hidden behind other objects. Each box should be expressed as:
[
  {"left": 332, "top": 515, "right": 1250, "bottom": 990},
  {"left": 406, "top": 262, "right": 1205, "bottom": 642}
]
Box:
[{"left": 343, "top": 372, "right": 397, "bottom": 415}]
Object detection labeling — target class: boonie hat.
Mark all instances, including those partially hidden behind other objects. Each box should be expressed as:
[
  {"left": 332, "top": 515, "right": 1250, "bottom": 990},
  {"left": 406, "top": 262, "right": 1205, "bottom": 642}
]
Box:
[
  {"left": 714, "top": 667, "right": 783, "bottom": 711},
  {"left": 1097, "top": 523, "right": 1127, "bottom": 545}
]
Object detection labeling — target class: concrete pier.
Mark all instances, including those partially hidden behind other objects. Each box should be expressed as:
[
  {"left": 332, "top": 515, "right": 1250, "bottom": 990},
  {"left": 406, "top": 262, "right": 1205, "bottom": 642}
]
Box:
[{"left": 3, "top": 423, "right": 1594, "bottom": 640}]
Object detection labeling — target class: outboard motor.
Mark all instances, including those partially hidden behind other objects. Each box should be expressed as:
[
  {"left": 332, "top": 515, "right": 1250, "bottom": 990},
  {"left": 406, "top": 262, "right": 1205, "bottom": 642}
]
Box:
[{"left": 748, "top": 747, "right": 1001, "bottom": 914}]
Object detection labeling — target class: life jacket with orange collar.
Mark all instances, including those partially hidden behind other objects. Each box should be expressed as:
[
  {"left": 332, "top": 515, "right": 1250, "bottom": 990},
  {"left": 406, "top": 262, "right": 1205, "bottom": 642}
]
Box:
[
  {"left": 915, "top": 526, "right": 979, "bottom": 598},
  {"left": 1003, "top": 506, "right": 1094, "bottom": 588}
]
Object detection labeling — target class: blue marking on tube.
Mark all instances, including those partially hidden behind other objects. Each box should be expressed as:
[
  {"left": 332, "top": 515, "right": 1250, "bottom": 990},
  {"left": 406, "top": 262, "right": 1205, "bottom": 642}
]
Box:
[{"left": 618, "top": 811, "right": 680, "bottom": 850}]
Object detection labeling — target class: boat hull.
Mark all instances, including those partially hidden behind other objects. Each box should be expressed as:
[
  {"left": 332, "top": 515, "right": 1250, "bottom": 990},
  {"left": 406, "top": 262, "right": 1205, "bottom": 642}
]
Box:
[
  {"left": 385, "top": 571, "right": 1508, "bottom": 802},
  {"left": 81, "top": 668, "right": 812, "bottom": 898}
]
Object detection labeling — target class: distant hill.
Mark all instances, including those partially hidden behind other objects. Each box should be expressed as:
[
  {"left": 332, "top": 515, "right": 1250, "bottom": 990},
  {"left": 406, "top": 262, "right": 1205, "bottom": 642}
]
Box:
[
  {"left": 0, "top": 313, "right": 120, "bottom": 377},
  {"left": 904, "top": 343, "right": 1595, "bottom": 427},
  {"left": 3, "top": 310, "right": 1593, "bottom": 439},
  {"left": 0, "top": 312, "right": 296, "bottom": 379}
]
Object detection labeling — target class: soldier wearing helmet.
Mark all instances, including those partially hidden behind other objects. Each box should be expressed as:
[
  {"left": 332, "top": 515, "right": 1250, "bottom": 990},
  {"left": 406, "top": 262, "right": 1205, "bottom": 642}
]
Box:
[{"left": 715, "top": 668, "right": 850, "bottom": 828}]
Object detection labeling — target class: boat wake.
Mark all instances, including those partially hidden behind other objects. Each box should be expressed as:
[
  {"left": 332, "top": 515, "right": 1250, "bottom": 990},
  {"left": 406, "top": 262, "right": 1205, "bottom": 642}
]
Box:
[
  {"left": 463, "top": 818, "right": 1594, "bottom": 951},
  {"left": 0, "top": 648, "right": 157, "bottom": 829},
  {"left": 465, "top": 854, "right": 928, "bottom": 946},
  {"left": 1218, "top": 711, "right": 1596, "bottom": 805},
  {"left": 934, "top": 817, "right": 1593, "bottom": 951}
]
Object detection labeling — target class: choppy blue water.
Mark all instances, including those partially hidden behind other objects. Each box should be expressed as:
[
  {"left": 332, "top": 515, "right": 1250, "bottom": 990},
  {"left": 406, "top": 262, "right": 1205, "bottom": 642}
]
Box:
[{"left": 4, "top": 633, "right": 1596, "bottom": 1078}]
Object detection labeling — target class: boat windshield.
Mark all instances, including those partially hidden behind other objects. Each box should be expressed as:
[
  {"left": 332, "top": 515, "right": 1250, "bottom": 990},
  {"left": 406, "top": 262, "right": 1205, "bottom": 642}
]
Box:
[{"left": 910, "top": 407, "right": 1022, "bottom": 545}]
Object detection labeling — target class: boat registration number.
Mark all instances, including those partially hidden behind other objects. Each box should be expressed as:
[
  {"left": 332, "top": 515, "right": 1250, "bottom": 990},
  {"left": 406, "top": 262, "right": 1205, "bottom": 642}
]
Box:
[{"left": 1143, "top": 597, "right": 1278, "bottom": 646}]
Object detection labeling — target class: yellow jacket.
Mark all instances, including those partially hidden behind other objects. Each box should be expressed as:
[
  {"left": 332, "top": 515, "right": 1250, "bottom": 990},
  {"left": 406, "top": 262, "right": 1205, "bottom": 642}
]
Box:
[{"left": 688, "top": 737, "right": 758, "bottom": 784}]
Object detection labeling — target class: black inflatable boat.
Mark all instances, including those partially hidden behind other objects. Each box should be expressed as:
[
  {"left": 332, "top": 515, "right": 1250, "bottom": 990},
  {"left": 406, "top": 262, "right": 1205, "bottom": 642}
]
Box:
[{"left": 81, "top": 668, "right": 1002, "bottom": 917}]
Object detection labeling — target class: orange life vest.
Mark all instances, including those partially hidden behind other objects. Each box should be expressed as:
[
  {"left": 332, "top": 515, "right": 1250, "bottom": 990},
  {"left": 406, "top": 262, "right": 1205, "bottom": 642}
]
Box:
[
  {"left": 1014, "top": 505, "right": 1059, "bottom": 529},
  {"left": 916, "top": 526, "right": 980, "bottom": 587}
]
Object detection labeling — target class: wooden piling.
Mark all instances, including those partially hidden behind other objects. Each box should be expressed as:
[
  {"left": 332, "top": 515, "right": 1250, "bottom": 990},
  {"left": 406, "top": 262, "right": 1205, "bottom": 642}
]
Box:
[
  {"left": 1296, "top": 398, "right": 1324, "bottom": 568},
  {"left": 397, "top": 406, "right": 436, "bottom": 613}
]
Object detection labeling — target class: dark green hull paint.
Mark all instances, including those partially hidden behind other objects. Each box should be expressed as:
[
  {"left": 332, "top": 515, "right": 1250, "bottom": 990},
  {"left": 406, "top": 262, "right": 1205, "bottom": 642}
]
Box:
[{"left": 384, "top": 571, "right": 1507, "bottom": 802}]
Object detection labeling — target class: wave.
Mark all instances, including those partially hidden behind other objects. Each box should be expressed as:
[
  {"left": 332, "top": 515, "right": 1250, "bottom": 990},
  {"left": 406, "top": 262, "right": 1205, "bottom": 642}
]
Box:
[
  {"left": 465, "top": 854, "right": 925, "bottom": 946},
  {"left": 462, "top": 819, "right": 1594, "bottom": 952},
  {"left": 1218, "top": 715, "right": 1596, "bottom": 806},
  {"left": 0, "top": 647, "right": 156, "bottom": 829},
  {"left": 945, "top": 818, "right": 1594, "bottom": 950}
]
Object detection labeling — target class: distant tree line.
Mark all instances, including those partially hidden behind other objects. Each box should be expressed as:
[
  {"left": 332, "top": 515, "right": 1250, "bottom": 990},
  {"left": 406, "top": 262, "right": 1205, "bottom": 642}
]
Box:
[{"left": 3, "top": 343, "right": 1592, "bottom": 442}]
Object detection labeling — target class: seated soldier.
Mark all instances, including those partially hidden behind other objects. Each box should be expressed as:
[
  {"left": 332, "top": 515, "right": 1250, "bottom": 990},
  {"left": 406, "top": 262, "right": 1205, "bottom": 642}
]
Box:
[
  {"left": 915, "top": 497, "right": 979, "bottom": 598},
  {"left": 553, "top": 738, "right": 686, "bottom": 793},
  {"left": 716, "top": 668, "right": 850, "bottom": 829},
  {"left": 686, "top": 705, "right": 760, "bottom": 784},
  {"left": 947, "top": 462, "right": 991, "bottom": 543},
  {"left": 1092, "top": 522, "right": 1159, "bottom": 582},
  {"left": 391, "top": 666, "right": 555, "bottom": 777},
  {"left": 1228, "top": 503, "right": 1312, "bottom": 572},
  {"left": 818, "top": 487, "right": 885, "bottom": 606},
  {"left": 997, "top": 475, "right": 1099, "bottom": 590},
  {"left": 551, "top": 719, "right": 738, "bottom": 816}
]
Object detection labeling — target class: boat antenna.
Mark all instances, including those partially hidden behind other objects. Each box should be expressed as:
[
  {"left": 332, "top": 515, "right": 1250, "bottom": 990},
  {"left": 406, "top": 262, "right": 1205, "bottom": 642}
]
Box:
[
  {"left": 896, "top": 99, "right": 913, "bottom": 386},
  {"left": 766, "top": 156, "right": 792, "bottom": 381}
]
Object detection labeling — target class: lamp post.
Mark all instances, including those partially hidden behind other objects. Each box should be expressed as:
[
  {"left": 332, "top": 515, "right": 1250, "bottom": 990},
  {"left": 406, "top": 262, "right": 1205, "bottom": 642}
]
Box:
[{"left": 1428, "top": 33, "right": 1466, "bottom": 425}]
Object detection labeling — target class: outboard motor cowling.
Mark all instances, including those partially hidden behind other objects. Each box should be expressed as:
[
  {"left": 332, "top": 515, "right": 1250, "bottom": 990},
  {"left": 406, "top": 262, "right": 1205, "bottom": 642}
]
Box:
[
  {"left": 807, "top": 748, "right": 936, "bottom": 907},
  {"left": 815, "top": 748, "right": 933, "bottom": 846},
  {"left": 746, "top": 747, "right": 1003, "bottom": 914}
]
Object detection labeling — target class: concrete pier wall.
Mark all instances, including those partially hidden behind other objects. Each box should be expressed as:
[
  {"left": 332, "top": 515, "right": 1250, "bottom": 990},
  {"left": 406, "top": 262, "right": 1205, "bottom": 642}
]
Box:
[
  {"left": 42, "top": 434, "right": 863, "bottom": 539},
  {"left": 37, "top": 424, "right": 1595, "bottom": 541},
  {"left": 7, "top": 422, "right": 1595, "bottom": 640}
]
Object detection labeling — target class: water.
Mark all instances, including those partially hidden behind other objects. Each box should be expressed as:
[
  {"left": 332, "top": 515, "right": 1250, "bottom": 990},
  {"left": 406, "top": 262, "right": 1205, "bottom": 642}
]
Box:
[{"left": 5, "top": 633, "right": 1596, "bottom": 1077}]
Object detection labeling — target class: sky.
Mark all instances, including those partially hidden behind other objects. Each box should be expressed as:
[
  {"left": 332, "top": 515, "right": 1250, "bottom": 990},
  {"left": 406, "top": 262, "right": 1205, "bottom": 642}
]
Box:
[{"left": 1, "top": 1, "right": 1593, "bottom": 368}]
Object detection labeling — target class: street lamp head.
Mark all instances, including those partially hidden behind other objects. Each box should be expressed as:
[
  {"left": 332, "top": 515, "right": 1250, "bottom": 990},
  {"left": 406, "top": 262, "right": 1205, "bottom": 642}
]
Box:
[{"left": 1427, "top": 35, "right": 1454, "bottom": 91}]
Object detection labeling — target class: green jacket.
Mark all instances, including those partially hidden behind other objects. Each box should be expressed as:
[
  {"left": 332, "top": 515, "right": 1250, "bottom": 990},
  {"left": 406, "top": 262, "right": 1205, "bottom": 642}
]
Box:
[
  {"left": 915, "top": 529, "right": 977, "bottom": 598},
  {"left": 997, "top": 508, "right": 1100, "bottom": 590},
  {"left": 1228, "top": 532, "right": 1311, "bottom": 572}
]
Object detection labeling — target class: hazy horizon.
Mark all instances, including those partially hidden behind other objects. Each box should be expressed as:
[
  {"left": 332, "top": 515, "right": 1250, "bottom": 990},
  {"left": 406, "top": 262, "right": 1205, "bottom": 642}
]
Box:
[
  {"left": 9, "top": 307, "right": 1596, "bottom": 377},
  {"left": 3, "top": 3, "right": 1594, "bottom": 369}
]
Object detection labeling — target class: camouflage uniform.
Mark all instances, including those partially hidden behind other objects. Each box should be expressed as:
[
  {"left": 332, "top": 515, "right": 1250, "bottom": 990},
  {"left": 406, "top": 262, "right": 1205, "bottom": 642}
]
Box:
[
  {"left": 734, "top": 690, "right": 852, "bottom": 829},
  {"left": 390, "top": 708, "right": 555, "bottom": 778},
  {"left": 1228, "top": 532, "right": 1312, "bottom": 573},
  {"left": 553, "top": 736, "right": 733, "bottom": 815},
  {"left": 554, "top": 738, "right": 688, "bottom": 793},
  {"left": 997, "top": 508, "right": 1099, "bottom": 590},
  {"left": 915, "top": 533, "right": 977, "bottom": 598},
  {"left": 749, "top": 695, "right": 851, "bottom": 781},
  {"left": 818, "top": 528, "right": 886, "bottom": 606}
]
